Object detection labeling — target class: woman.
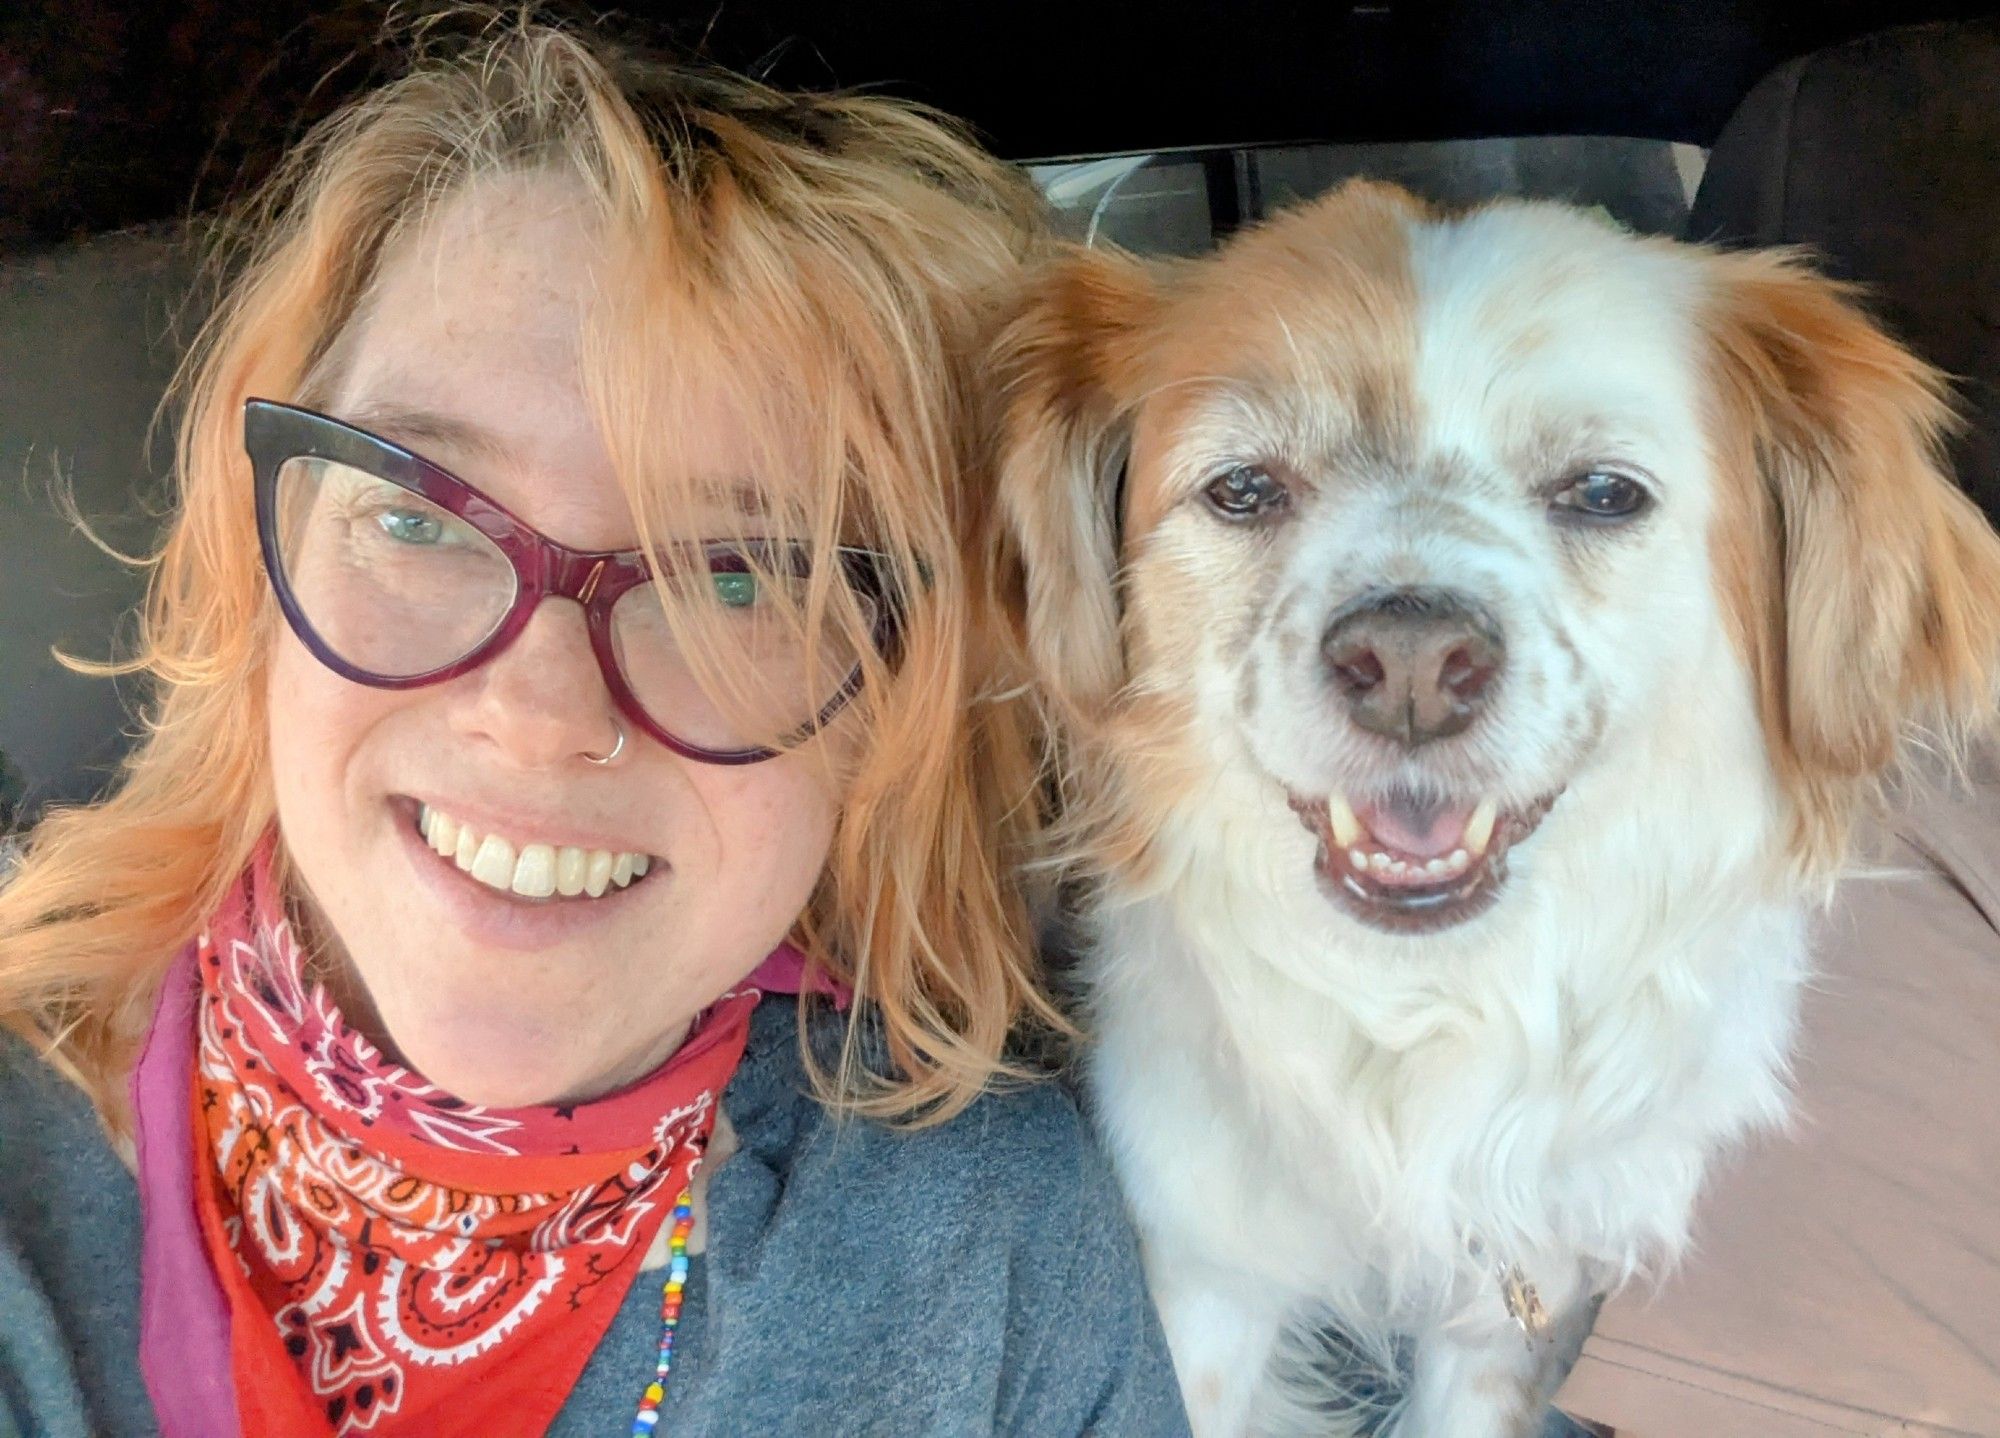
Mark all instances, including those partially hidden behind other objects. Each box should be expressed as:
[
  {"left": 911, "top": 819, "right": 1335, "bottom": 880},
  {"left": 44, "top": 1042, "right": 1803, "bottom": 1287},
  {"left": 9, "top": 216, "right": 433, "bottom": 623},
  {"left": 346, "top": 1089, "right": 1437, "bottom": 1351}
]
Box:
[{"left": 0, "top": 15, "right": 1186, "bottom": 1437}]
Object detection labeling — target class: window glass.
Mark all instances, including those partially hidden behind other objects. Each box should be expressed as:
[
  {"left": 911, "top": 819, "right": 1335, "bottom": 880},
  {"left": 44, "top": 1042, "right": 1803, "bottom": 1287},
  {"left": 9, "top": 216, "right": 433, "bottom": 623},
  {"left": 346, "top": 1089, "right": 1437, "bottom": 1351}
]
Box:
[{"left": 1032, "top": 137, "right": 1709, "bottom": 256}]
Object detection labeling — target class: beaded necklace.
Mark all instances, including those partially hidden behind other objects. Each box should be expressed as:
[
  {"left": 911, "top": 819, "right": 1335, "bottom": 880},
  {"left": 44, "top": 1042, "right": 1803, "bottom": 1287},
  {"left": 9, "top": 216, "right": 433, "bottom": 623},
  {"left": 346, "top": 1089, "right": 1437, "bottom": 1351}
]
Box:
[{"left": 629, "top": 1188, "right": 698, "bottom": 1434}]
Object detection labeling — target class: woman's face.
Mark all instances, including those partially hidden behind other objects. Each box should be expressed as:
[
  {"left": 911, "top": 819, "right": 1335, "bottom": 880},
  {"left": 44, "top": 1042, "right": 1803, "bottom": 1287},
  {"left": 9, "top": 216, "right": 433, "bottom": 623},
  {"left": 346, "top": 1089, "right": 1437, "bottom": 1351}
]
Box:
[{"left": 266, "top": 175, "right": 840, "bottom": 1106}]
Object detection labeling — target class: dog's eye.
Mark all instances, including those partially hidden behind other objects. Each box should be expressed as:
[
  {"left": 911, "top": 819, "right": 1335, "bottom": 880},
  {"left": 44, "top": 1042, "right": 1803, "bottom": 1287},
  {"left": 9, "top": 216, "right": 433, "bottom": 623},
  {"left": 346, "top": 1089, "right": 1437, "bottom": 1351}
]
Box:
[
  {"left": 1550, "top": 471, "right": 1651, "bottom": 524},
  {"left": 1201, "top": 465, "right": 1288, "bottom": 522}
]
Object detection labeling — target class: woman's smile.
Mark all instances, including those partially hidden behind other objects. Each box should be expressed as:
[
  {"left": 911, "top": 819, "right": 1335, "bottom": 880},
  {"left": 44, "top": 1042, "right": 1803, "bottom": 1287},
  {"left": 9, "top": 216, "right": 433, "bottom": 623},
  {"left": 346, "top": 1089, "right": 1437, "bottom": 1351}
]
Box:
[
  {"left": 410, "top": 798, "right": 660, "bottom": 899},
  {"left": 388, "top": 793, "right": 669, "bottom": 953}
]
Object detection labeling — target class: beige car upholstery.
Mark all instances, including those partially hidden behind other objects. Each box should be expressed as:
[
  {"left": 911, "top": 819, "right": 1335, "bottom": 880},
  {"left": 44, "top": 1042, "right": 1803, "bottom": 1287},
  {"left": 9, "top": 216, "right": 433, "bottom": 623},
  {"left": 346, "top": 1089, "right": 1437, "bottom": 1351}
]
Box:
[{"left": 1559, "top": 743, "right": 2000, "bottom": 1437}]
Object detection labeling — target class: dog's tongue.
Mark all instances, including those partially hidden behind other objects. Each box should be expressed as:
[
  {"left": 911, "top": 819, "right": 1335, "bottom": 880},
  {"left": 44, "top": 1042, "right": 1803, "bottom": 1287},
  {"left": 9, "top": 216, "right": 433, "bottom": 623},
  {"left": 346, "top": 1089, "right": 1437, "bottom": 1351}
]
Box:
[{"left": 1356, "top": 793, "right": 1476, "bottom": 859}]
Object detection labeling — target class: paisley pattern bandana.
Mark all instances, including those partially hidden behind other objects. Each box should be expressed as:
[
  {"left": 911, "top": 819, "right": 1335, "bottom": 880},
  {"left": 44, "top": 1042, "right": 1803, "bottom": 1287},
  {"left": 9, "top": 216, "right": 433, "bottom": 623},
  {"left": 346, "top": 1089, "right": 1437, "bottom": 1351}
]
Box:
[{"left": 186, "top": 838, "right": 759, "bottom": 1437}]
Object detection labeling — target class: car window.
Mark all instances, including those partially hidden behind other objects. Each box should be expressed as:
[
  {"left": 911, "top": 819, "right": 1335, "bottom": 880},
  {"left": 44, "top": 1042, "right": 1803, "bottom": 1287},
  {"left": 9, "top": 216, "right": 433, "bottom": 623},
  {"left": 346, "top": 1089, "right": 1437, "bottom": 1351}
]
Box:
[{"left": 1032, "top": 136, "right": 1707, "bottom": 255}]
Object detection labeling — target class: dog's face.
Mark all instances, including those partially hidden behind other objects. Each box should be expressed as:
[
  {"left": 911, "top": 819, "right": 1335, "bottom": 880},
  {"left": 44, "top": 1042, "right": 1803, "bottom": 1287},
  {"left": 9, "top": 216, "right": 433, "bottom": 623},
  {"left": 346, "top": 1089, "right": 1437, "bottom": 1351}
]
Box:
[
  {"left": 989, "top": 182, "right": 2000, "bottom": 939},
  {"left": 1112, "top": 201, "right": 1726, "bottom": 934}
]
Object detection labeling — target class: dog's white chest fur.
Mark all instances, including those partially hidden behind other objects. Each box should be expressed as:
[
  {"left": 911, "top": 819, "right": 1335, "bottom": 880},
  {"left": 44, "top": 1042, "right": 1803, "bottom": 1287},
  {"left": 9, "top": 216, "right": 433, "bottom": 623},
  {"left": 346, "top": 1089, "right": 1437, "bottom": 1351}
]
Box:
[
  {"left": 1071, "top": 706, "right": 1815, "bottom": 1436},
  {"left": 1087, "top": 865, "right": 1806, "bottom": 1436}
]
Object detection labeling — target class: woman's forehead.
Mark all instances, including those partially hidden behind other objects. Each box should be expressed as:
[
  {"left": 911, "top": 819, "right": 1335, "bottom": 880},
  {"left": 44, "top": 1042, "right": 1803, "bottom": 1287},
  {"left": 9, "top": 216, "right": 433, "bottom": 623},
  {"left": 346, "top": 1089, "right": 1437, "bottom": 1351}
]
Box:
[
  {"left": 326, "top": 176, "right": 816, "bottom": 544},
  {"left": 365, "top": 173, "right": 603, "bottom": 360}
]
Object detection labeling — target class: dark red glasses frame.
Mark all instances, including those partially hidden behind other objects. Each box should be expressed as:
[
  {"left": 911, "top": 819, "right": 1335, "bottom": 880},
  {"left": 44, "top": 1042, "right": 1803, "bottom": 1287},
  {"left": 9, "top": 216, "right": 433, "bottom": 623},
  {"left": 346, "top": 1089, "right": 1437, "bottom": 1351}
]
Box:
[{"left": 245, "top": 398, "right": 900, "bottom": 765}]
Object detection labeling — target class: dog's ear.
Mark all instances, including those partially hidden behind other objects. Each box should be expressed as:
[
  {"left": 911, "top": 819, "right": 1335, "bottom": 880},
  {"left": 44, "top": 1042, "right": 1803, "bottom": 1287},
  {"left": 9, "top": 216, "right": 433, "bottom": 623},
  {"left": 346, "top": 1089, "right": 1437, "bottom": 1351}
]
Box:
[
  {"left": 985, "top": 247, "right": 1160, "bottom": 730},
  {"left": 1707, "top": 252, "right": 2000, "bottom": 868}
]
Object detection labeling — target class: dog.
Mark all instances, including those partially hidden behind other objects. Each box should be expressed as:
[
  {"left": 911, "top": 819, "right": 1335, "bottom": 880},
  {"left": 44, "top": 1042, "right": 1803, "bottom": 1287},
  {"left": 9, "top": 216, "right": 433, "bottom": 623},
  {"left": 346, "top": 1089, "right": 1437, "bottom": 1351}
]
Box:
[{"left": 981, "top": 180, "right": 2000, "bottom": 1436}]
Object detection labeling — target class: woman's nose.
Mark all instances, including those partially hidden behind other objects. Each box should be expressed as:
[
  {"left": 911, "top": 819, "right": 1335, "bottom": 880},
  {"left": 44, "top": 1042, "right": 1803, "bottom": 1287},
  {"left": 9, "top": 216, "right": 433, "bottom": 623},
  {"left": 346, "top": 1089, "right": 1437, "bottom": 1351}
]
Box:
[{"left": 456, "top": 598, "right": 619, "bottom": 768}]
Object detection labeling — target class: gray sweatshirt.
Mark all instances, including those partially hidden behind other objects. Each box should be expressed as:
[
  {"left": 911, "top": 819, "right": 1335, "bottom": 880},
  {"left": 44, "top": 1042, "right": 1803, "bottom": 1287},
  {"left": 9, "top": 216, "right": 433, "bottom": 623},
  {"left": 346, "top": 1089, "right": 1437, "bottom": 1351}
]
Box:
[{"left": 0, "top": 1000, "right": 1193, "bottom": 1437}]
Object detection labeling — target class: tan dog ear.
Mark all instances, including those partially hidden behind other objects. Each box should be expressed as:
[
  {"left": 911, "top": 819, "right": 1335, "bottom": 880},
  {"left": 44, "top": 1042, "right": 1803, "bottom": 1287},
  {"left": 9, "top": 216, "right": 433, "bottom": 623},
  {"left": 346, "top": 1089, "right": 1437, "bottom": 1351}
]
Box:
[
  {"left": 985, "top": 247, "right": 1159, "bottom": 729},
  {"left": 1707, "top": 252, "right": 2000, "bottom": 868}
]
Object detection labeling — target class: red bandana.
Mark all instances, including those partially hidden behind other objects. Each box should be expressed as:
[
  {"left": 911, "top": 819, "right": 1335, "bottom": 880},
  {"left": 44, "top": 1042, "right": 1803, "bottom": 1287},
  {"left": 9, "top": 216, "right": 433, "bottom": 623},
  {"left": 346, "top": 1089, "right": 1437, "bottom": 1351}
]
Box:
[{"left": 189, "top": 840, "right": 758, "bottom": 1437}]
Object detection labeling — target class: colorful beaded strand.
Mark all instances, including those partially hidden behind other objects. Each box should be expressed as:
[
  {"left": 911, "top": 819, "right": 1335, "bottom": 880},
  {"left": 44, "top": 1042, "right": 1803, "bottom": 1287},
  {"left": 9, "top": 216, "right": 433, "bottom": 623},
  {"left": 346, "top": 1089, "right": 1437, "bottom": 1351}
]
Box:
[{"left": 629, "top": 1188, "right": 697, "bottom": 1434}]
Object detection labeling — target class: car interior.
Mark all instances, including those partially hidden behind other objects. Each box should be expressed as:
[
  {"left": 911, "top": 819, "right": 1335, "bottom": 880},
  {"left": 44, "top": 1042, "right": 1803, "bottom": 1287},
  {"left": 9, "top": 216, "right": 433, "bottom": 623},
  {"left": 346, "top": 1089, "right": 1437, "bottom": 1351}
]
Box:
[{"left": 4, "top": 3, "right": 1998, "bottom": 1432}]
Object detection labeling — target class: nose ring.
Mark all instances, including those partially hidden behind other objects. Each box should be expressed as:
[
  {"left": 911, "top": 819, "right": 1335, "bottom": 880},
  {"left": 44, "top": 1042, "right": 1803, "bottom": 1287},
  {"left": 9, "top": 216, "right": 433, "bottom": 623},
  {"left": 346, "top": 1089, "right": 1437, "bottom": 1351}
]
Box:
[{"left": 583, "top": 722, "right": 627, "bottom": 766}]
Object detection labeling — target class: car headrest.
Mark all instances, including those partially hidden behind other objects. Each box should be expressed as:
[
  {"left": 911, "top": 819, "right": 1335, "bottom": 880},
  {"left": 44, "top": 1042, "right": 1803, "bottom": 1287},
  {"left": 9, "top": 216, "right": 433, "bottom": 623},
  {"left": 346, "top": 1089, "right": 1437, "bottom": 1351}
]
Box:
[
  {"left": 0, "top": 230, "right": 195, "bottom": 824},
  {"left": 1690, "top": 19, "right": 2000, "bottom": 521}
]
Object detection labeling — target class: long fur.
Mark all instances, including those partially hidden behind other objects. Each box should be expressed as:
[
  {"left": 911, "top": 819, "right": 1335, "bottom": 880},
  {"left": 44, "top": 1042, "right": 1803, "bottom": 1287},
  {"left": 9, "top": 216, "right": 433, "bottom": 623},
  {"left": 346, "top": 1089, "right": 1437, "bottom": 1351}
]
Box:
[{"left": 985, "top": 180, "right": 2000, "bottom": 1436}]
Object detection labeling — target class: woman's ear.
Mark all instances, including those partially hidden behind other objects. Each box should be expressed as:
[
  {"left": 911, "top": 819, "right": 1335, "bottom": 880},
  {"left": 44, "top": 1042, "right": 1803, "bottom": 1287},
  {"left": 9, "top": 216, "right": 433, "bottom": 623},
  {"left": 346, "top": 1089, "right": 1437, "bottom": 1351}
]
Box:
[
  {"left": 985, "top": 247, "right": 1159, "bottom": 730},
  {"left": 1707, "top": 251, "right": 2000, "bottom": 868}
]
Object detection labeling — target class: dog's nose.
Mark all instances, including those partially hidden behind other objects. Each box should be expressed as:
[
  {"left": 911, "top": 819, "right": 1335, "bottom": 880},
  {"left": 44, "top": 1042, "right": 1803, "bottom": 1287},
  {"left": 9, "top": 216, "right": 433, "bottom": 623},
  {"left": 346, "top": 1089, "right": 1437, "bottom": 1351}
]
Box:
[{"left": 1320, "top": 587, "right": 1504, "bottom": 746}]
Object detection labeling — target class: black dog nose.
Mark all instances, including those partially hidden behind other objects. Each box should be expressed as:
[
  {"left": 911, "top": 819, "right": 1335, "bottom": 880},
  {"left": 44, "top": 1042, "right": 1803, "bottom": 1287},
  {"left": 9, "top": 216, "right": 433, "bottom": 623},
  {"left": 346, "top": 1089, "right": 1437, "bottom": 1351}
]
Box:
[{"left": 1320, "top": 587, "right": 1505, "bottom": 746}]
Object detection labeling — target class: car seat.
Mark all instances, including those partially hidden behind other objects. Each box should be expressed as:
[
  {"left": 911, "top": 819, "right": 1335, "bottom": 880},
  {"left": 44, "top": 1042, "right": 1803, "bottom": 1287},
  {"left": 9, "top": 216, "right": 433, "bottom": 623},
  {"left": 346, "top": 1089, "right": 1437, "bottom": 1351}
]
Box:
[{"left": 1687, "top": 17, "right": 2000, "bottom": 521}]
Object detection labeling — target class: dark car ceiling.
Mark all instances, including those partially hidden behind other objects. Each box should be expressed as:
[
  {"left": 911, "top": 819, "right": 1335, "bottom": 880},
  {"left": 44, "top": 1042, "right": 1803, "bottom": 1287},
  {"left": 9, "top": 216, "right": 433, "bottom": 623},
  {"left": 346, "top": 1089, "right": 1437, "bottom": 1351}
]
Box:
[{"left": 3, "top": 0, "right": 1998, "bottom": 249}]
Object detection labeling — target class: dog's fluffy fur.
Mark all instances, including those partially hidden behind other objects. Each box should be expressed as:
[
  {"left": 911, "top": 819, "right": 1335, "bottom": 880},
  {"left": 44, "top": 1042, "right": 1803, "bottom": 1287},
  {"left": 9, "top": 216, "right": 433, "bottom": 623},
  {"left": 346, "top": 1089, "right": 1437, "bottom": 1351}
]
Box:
[{"left": 982, "top": 181, "right": 2000, "bottom": 1436}]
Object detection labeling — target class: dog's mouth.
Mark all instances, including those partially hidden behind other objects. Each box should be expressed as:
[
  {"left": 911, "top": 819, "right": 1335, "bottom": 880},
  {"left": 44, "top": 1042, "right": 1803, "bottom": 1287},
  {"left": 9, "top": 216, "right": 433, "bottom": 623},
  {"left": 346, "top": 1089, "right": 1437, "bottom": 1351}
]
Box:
[{"left": 1286, "top": 786, "right": 1562, "bottom": 934}]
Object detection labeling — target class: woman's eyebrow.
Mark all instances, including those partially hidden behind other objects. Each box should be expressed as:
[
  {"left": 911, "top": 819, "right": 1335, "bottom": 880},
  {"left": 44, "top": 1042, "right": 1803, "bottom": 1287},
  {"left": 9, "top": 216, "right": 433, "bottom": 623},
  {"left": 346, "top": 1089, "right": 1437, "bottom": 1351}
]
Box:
[
  {"left": 339, "top": 400, "right": 515, "bottom": 468},
  {"left": 707, "top": 480, "right": 775, "bottom": 517},
  {"left": 337, "top": 403, "right": 772, "bottom": 517}
]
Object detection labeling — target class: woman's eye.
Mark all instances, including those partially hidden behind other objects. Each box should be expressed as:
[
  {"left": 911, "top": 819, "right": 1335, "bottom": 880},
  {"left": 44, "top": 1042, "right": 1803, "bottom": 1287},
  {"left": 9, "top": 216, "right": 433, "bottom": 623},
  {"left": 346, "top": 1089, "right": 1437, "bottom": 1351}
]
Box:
[
  {"left": 1551, "top": 471, "right": 1652, "bottom": 523},
  {"left": 712, "top": 572, "right": 759, "bottom": 608},
  {"left": 1201, "top": 465, "right": 1288, "bottom": 522},
  {"left": 376, "top": 509, "right": 445, "bottom": 545}
]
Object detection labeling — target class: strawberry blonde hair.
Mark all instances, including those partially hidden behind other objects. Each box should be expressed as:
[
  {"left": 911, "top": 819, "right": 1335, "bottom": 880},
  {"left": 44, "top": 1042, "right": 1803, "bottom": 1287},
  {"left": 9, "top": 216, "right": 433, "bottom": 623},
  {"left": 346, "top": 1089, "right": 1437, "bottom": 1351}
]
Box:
[{"left": 0, "top": 10, "right": 1064, "bottom": 1130}]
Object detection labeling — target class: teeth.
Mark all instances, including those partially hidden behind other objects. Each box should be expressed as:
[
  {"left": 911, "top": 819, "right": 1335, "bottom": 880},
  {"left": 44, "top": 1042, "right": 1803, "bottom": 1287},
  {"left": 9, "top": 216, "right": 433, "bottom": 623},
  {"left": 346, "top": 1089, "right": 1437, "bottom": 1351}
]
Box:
[
  {"left": 1345, "top": 845, "right": 1476, "bottom": 881},
  {"left": 556, "top": 846, "right": 587, "bottom": 897},
  {"left": 1465, "top": 799, "right": 1500, "bottom": 856},
  {"left": 417, "top": 806, "right": 653, "bottom": 901},
  {"left": 513, "top": 844, "right": 557, "bottom": 899},
  {"left": 1326, "top": 793, "right": 1362, "bottom": 849},
  {"left": 1328, "top": 797, "right": 1502, "bottom": 885},
  {"left": 470, "top": 835, "right": 516, "bottom": 889},
  {"left": 426, "top": 806, "right": 459, "bottom": 858}
]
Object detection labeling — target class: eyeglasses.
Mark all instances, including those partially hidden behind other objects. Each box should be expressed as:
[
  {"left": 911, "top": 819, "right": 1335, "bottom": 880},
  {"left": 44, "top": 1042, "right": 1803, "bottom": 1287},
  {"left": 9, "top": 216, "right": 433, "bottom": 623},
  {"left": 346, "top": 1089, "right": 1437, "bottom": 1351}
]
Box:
[{"left": 244, "top": 399, "right": 899, "bottom": 765}]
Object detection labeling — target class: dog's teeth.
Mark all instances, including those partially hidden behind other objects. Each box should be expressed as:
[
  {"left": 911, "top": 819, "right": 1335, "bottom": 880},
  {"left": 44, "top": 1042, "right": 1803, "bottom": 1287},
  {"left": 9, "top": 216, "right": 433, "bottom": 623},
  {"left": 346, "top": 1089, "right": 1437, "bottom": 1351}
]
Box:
[
  {"left": 1348, "top": 848, "right": 1369, "bottom": 870},
  {"left": 1426, "top": 858, "right": 1449, "bottom": 876},
  {"left": 1465, "top": 799, "right": 1500, "bottom": 856},
  {"left": 1369, "top": 853, "right": 1394, "bottom": 874},
  {"left": 1326, "top": 793, "right": 1362, "bottom": 848}
]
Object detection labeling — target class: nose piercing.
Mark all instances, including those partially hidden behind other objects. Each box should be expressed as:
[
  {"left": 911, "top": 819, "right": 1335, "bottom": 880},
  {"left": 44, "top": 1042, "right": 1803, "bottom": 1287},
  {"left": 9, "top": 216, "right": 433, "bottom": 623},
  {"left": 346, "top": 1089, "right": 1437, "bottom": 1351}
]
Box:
[{"left": 583, "top": 722, "right": 626, "bottom": 766}]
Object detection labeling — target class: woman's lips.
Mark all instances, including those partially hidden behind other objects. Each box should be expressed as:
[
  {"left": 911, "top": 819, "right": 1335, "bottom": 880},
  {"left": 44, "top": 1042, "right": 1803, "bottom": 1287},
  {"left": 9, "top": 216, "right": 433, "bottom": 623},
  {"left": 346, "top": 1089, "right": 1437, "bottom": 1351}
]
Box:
[
  {"left": 415, "top": 802, "right": 657, "bottom": 900},
  {"left": 390, "top": 799, "right": 666, "bottom": 952}
]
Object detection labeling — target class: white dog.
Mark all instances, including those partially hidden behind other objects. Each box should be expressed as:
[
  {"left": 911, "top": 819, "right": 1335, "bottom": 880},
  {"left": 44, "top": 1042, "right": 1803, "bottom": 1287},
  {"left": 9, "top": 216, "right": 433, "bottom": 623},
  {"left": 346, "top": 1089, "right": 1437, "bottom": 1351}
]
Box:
[{"left": 982, "top": 180, "right": 2000, "bottom": 1436}]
